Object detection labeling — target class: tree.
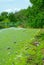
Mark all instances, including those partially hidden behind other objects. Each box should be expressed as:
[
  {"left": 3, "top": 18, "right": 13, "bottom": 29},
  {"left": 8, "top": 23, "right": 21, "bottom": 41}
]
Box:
[
  {"left": 8, "top": 12, "right": 16, "bottom": 22},
  {"left": 1, "top": 12, "right": 8, "bottom": 19},
  {"left": 28, "top": 0, "right": 44, "bottom": 28}
]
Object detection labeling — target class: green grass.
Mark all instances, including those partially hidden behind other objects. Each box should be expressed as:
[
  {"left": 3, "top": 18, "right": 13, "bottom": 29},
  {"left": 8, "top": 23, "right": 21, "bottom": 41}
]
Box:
[{"left": 0, "top": 28, "right": 44, "bottom": 65}]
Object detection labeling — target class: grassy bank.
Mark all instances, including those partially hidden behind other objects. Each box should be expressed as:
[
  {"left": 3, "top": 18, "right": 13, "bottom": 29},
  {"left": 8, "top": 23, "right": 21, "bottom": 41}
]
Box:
[{"left": 0, "top": 28, "right": 44, "bottom": 65}]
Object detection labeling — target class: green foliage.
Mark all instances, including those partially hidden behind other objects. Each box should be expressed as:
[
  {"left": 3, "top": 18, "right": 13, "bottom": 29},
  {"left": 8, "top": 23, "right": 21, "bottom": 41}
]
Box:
[
  {"left": 0, "top": 0, "right": 44, "bottom": 28},
  {"left": 0, "top": 12, "right": 8, "bottom": 20},
  {"left": 30, "top": 0, "right": 43, "bottom": 8},
  {"left": 8, "top": 12, "right": 16, "bottom": 22}
]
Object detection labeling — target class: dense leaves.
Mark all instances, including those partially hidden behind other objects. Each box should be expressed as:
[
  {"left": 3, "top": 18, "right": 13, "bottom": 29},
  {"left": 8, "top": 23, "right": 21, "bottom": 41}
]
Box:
[{"left": 0, "top": 0, "right": 44, "bottom": 28}]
